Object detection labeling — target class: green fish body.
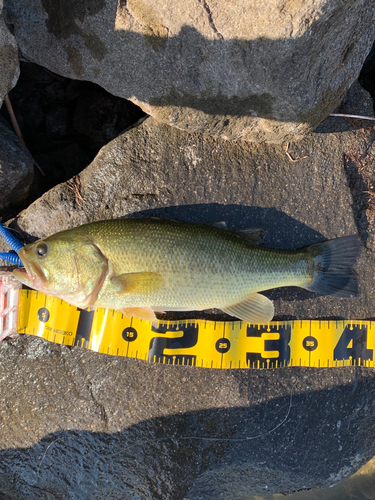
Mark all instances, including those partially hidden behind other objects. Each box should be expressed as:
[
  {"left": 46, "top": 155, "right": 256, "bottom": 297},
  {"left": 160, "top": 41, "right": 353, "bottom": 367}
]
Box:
[{"left": 13, "top": 218, "right": 361, "bottom": 323}]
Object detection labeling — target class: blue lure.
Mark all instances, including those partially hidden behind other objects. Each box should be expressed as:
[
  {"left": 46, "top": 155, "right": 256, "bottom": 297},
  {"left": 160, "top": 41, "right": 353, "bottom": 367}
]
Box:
[{"left": 0, "top": 222, "right": 24, "bottom": 266}]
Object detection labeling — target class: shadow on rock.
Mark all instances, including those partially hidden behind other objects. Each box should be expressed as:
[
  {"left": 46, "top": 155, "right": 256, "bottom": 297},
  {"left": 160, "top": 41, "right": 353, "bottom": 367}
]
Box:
[
  {"left": 130, "top": 203, "right": 326, "bottom": 249},
  {"left": 1, "top": 370, "right": 375, "bottom": 499},
  {"left": 10, "top": 202, "right": 326, "bottom": 249},
  {"left": 9, "top": 0, "right": 373, "bottom": 128}
]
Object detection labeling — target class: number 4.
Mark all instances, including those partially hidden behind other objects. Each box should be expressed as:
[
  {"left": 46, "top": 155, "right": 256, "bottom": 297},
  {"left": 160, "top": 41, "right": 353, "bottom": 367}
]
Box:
[{"left": 333, "top": 325, "right": 372, "bottom": 362}]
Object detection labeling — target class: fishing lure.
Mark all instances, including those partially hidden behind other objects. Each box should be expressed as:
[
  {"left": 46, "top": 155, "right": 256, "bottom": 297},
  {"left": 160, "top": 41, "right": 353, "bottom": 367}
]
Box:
[{"left": 0, "top": 222, "right": 24, "bottom": 266}]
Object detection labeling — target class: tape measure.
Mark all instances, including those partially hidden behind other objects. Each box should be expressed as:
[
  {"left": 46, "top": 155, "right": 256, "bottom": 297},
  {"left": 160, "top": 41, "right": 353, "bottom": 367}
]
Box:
[{"left": 11, "top": 288, "right": 375, "bottom": 369}]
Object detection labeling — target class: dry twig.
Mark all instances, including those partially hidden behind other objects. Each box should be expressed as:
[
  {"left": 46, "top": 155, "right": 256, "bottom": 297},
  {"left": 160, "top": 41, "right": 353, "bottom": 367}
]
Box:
[
  {"left": 284, "top": 142, "right": 309, "bottom": 162},
  {"left": 66, "top": 175, "right": 84, "bottom": 207},
  {"left": 330, "top": 113, "right": 375, "bottom": 121}
]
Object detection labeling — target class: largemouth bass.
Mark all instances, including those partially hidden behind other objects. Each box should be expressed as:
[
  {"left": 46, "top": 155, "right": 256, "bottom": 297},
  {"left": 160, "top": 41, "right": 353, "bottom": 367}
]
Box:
[{"left": 12, "top": 218, "right": 361, "bottom": 323}]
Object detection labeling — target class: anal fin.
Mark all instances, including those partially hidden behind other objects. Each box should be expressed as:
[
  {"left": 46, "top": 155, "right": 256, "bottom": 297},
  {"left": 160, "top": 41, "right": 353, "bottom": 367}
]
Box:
[
  {"left": 221, "top": 293, "right": 274, "bottom": 324},
  {"left": 120, "top": 307, "right": 157, "bottom": 321}
]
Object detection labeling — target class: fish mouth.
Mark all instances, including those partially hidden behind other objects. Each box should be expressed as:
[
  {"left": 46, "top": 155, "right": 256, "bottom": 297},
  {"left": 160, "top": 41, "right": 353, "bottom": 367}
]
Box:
[{"left": 12, "top": 248, "right": 47, "bottom": 289}]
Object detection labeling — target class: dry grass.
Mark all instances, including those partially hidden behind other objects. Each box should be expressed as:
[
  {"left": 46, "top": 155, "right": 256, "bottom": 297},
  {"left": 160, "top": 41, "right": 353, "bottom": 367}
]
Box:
[{"left": 66, "top": 175, "right": 84, "bottom": 207}]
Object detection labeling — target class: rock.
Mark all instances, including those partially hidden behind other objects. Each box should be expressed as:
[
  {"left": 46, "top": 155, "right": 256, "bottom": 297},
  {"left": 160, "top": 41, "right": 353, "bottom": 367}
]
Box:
[
  {"left": 0, "top": 116, "right": 34, "bottom": 214},
  {"left": 245, "top": 456, "right": 375, "bottom": 500},
  {"left": 1, "top": 337, "right": 375, "bottom": 500},
  {"left": 0, "top": 0, "right": 18, "bottom": 106},
  {"left": 315, "top": 79, "right": 375, "bottom": 134},
  {"left": 341, "top": 80, "right": 374, "bottom": 118},
  {"left": 2, "top": 113, "right": 375, "bottom": 498},
  {"left": 13, "top": 114, "right": 375, "bottom": 320},
  {"left": 3, "top": 0, "right": 375, "bottom": 143}
]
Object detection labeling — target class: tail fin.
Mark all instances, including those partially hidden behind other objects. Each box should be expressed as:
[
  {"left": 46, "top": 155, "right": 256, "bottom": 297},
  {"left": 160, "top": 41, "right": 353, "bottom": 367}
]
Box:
[{"left": 304, "top": 235, "right": 361, "bottom": 298}]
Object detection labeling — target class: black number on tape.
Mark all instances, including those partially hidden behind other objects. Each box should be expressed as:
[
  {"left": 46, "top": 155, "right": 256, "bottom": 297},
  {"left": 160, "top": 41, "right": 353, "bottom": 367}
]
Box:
[
  {"left": 37, "top": 308, "right": 50, "bottom": 323},
  {"left": 246, "top": 325, "right": 291, "bottom": 367},
  {"left": 215, "top": 338, "right": 231, "bottom": 353},
  {"left": 334, "top": 325, "right": 372, "bottom": 363},
  {"left": 149, "top": 323, "right": 199, "bottom": 365},
  {"left": 303, "top": 336, "right": 318, "bottom": 351},
  {"left": 122, "top": 327, "right": 138, "bottom": 342}
]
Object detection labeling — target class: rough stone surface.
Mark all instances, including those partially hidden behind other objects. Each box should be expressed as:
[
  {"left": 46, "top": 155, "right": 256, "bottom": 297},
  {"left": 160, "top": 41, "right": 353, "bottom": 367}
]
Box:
[
  {"left": 0, "top": 0, "right": 18, "bottom": 107},
  {"left": 3, "top": 0, "right": 375, "bottom": 142},
  {"left": 1, "top": 337, "right": 375, "bottom": 500},
  {"left": 2, "top": 102, "right": 375, "bottom": 498},
  {"left": 12, "top": 115, "right": 375, "bottom": 321},
  {"left": 0, "top": 116, "right": 34, "bottom": 212},
  {"left": 340, "top": 80, "right": 375, "bottom": 118},
  {"left": 245, "top": 456, "right": 375, "bottom": 499}
]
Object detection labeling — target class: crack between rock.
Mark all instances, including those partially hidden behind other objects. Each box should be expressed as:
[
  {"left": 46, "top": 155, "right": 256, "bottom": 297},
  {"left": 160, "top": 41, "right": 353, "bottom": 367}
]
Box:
[
  {"left": 120, "top": 0, "right": 132, "bottom": 17},
  {"left": 344, "top": 144, "right": 375, "bottom": 252},
  {"left": 122, "top": 478, "right": 148, "bottom": 499},
  {"left": 198, "top": 0, "right": 223, "bottom": 40},
  {"left": 17, "top": 474, "right": 61, "bottom": 499},
  {"left": 59, "top": 350, "right": 83, "bottom": 399},
  {"left": 88, "top": 382, "right": 109, "bottom": 430},
  {"left": 59, "top": 352, "right": 109, "bottom": 430}
]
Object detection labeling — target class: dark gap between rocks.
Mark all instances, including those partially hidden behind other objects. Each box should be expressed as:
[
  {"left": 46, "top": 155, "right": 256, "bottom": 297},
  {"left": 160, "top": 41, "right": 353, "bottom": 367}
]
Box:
[
  {"left": 343, "top": 140, "right": 375, "bottom": 246},
  {"left": 341, "top": 42, "right": 375, "bottom": 247},
  {"left": 0, "top": 61, "right": 146, "bottom": 219},
  {"left": 314, "top": 44, "right": 375, "bottom": 249},
  {"left": 360, "top": 39, "right": 375, "bottom": 110}
]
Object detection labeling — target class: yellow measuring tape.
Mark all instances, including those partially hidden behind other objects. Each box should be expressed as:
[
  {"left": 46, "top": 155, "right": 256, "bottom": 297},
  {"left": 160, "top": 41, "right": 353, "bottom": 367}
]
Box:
[{"left": 16, "top": 289, "right": 375, "bottom": 369}]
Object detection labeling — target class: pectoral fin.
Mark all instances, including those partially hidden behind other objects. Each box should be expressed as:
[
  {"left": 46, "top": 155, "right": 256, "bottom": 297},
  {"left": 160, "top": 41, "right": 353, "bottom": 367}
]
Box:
[
  {"left": 221, "top": 293, "right": 274, "bottom": 324},
  {"left": 111, "top": 272, "right": 163, "bottom": 294},
  {"left": 120, "top": 307, "right": 157, "bottom": 321}
]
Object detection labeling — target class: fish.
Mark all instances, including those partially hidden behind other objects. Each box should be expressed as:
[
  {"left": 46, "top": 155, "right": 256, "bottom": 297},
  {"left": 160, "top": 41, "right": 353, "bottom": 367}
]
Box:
[{"left": 12, "top": 218, "right": 361, "bottom": 323}]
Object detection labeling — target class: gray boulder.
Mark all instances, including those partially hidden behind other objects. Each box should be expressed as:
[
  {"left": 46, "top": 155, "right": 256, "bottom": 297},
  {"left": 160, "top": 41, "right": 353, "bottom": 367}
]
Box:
[
  {"left": 14, "top": 114, "right": 374, "bottom": 320},
  {"left": 1, "top": 108, "right": 375, "bottom": 497},
  {"left": 341, "top": 80, "right": 375, "bottom": 118},
  {"left": 0, "top": 0, "right": 26, "bottom": 215},
  {"left": 0, "top": 117, "right": 34, "bottom": 213},
  {"left": 0, "top": 0, "right": 18, "bottom": 107},
  {"left": 3, "top": 0, "right": 375, "bottom": 142},
  {"left": 1, "top": 338, "right": 375, "bottom": 500}
]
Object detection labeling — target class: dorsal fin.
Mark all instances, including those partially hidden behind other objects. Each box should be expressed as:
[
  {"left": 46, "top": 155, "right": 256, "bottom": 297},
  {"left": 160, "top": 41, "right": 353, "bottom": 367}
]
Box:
[
  {"left": 236, "top": 228, "right": 264, "bottom": 246},
  {"left": 206, "top": 221, "right": 264, "bottom": 245},
  {"left": 206, "top": 221, "right": 228, "bottom": 229}
]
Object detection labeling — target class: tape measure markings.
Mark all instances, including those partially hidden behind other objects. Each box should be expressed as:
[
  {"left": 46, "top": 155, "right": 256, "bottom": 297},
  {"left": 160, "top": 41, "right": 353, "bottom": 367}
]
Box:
[{"left": 15, "top": 289, "right": 375, "bottom": 369}]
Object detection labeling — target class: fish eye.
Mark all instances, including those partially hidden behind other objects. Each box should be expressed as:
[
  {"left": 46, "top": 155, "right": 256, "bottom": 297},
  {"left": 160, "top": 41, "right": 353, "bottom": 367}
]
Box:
[{"left": 36, "top": 243, "right": 48, "bottom": 258}]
